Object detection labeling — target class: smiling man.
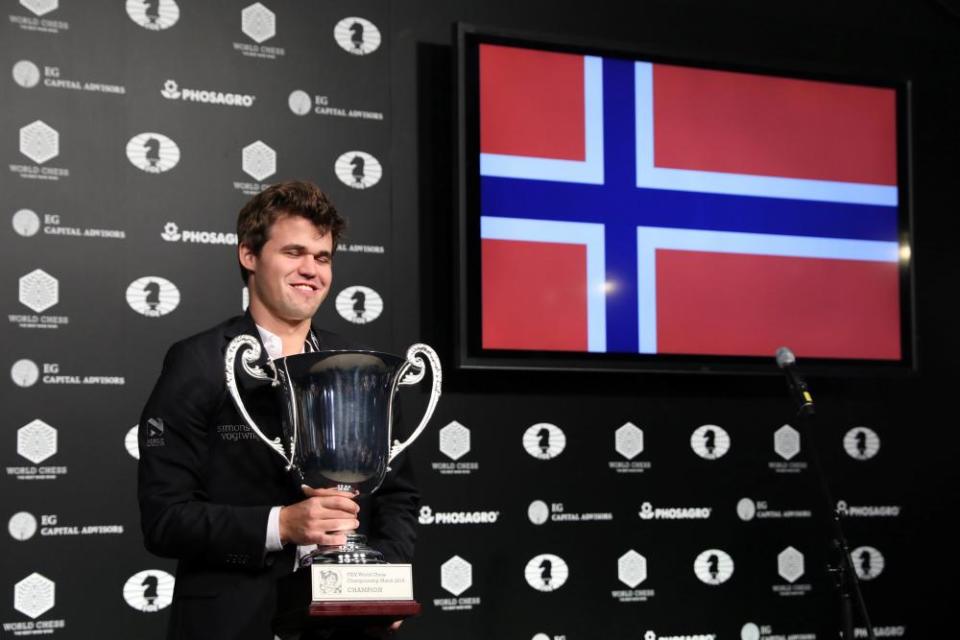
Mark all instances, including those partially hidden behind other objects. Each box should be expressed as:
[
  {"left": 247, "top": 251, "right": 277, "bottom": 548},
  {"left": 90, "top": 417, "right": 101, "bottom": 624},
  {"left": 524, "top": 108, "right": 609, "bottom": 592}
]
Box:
[{"left": 138, "top": 181, "right": 418, "bottom": 639}]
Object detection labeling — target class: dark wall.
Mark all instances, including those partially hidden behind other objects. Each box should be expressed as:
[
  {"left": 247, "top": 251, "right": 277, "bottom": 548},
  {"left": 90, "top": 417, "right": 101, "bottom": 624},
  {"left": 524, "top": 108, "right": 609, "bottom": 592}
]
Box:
[{"left": 1, "top": 0, "right": 957, "bottom": 638}]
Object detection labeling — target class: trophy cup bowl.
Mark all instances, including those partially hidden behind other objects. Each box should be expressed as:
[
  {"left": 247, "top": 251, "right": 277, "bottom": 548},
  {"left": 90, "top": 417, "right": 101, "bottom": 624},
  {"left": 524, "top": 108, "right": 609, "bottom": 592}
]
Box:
[{"left": 224, "top": 335, "right": 441, "bottom": 616}]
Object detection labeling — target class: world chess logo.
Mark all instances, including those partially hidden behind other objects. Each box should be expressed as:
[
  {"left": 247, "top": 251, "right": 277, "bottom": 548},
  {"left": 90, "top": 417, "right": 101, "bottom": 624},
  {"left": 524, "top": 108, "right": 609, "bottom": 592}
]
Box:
[
  {"left": 334, "top": 151, "right": 382, "bottom": 189},
  {"left": 123, "top": 570, "right": 175, "bottom": 612},
  {"left": 20, "top": 0, "right": 58, "bottom": 17},
  {"left": 618, "top": 550, "right": 647, "bottom": 588},
  {"left": 18, "top": 419, "right": 57, "bottom": 464},
  {"left": 12, "top": 209, "right": 41, "bottom": 237},
  {"left": 126, "top": 133, "right": 180, "bottom": 173},
  {"left": 693, "top": 549, "right": 734, "bottom": 585},
  {"left": 242, "top": 140, "right": 276, "bottom": 181},
  {"left": 19, "top": 120, "right": 59, "bottom": 164},
  {"left": 438, "top": 421, "right": 470, "bottom": 460},
  {"left": 12, "top": 60, "right": 41, "bottom": 88},
  {"left": 527, "top": 500, "right": 549, "bottom": 525},
  {"left": 288, "top": 89, "right": 311, "bottom": 115},
  {"left": 241, "top": 2, "right": 275, "bottom": 43},
  {"left": 777, "top": 546, "right": 804, "bottom": 583},
  {"left": 615, "top": 422, "right": 644, "bottom": 460},
  {"left": 126, "top": 0, "right": 180, "bottom": 30},
  {"left": 19, "top": 269, "right": 58, "bottom": 313},
  {"left": 774, "top": 424, "right": 801, "bottom": 460},
  {"left": 8, "top": 512, "right": 38, "bottom": 541},
  {"left": 126, "top": 276, "right": 180, "bottom": 317},
  {"left": 843, "top": 427, "right": 880, "bottom": 460},
  {"left": 14, "top": 573, "right": 55, "bottom": 619},
  {"left": 523, "top": 423, "right": 566, "bottom": 460},
  {"left": 690, "top": 424, "right": 731, "bottom": 460},
  {"left": 11, "top": 359, "right": 40, "bottom": 387},
  {"left": 440, "top": 556, "right": 472, "bottom": 596},
  {"left": 524, "top": 554, "right": 568, "bottom": 592},
  {"left": 333, "top": 17, "right": 381, "bottom": 55},
  {"left": 850, "top": 546, "right": 885, "bottom": 581},
  {"left": 334, "top": 286, "right": 383, "bottom": 324}
]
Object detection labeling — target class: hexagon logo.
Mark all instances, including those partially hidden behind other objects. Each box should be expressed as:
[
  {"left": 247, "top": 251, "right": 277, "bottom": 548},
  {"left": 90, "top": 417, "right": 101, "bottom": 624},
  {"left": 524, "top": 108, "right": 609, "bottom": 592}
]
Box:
[
  {"left": 615, "top": 422, "right": 644, "bottom": 460},
  {"left": 522, "top": 423, "right": 566, "bottom": 460},
  {"left": 15, "top": 573, "right": 55, "bottom": 619},
  {"left": 693, "top": 549, "right": 734, "bottom": 585},
  {"left": 333, "top": 17, "right": 381, "bottom": 55},
  {"left": 618, "top": 550, "right": 647, "bottom": 588},
  {"left": 690, "top": 424, "right": 730, "bottom": 460},
  {"left": 335, "top": 286, "right": 383, "bottom": 324},
  {"left": 524, "top": 554, "right": 568, "bottom": 592},
  {"left": 125, "top": 425, "right": 140, "bottom": 460},
  {"left": 123, "top": 569, "right": 175, "bottom": 611},
  {"left": 18, "top": 419, "right": 57, "bottom": 464},
  {"left": 440, "top": 555, "right": 472, "bottom": 596},
  {"left": 20, "top": 0, "right": 58, "bottom": 17},
  {"left": 438, "top": 420, "right": 470, "bottom": 461},
  {"left": 242, "top": 140, "right": 276, "bottom": 181},
  {"left": 12, "top": 209, "right": 41, "bottom": 237},
  {"left": 11, "top": 359, "right": 40, "bottom": 387},
  {"left": 19, "top": 120, "right": 59, "bottom": 164},
  {"left": 843, "top": 427, "right": 880, "bottom": 460},
  {"left": 127, "top": 133, "right": 180, "bottom": 173},
  {"left": 774, "top": 424, "right": 801, "bottom": 461},
  {"left": 850, "top": 546, "right": 885, "bottom": 581},
  {"left": 12, "top": 60, "right": 41, "bottom": 88},
  {"left": 777, "top": 546, "right": 804, "bottom": 583},
  {"left": 9, "top": 512, "right": 38, "bottom": 541},
  {"left": 288, "top": 89, "right": 312, "bottom": 115},
  {"left": 19, "top": 269, "right": 58, "bottom": 313},
  {"left": 736, "top": 498, "right": 756, "bottom": 522},
  {"left": 126, "top": 0, "right": 180, "bottom": 30},
  {"left": 335, "top": 151, "right": 382, "bottom": 189},
  {"left": 527, "top": 500, "right": 549, "bottom": 525},
  {"left": 241, "top": 3, "right": 275, "bottom": 43}
]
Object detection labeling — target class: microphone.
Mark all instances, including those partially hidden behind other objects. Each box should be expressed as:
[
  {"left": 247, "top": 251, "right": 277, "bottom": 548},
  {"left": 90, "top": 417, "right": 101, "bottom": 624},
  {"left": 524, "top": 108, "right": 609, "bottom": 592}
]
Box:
[{"left": 775, "top": 347, "right": 815, "bottom": 415}]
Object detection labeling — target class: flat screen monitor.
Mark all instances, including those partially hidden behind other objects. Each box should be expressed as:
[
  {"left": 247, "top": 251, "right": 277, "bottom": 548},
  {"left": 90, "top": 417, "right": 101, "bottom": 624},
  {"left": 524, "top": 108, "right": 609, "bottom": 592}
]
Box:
[{"left": 455, "top": 25, "right": 915, "bottom": 375}]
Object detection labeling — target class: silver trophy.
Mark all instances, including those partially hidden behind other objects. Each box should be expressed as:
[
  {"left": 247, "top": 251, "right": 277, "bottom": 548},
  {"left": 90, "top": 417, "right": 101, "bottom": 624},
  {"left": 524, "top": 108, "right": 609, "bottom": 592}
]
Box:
[{"left": 224, "top": 335, "right": 441, "bottom": 569}]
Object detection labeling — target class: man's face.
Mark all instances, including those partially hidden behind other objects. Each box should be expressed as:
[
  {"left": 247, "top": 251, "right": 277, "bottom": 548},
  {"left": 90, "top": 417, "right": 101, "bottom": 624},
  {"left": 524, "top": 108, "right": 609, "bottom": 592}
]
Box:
[{"left": 240, "top": 214, "right": 333, "bottom": 325}]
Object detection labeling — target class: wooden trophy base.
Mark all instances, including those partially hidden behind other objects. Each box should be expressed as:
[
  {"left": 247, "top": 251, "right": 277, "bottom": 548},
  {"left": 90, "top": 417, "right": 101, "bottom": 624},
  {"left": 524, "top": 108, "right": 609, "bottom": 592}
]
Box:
[{"left": 309, "top": 600, "right": 422, "bottom": 618}]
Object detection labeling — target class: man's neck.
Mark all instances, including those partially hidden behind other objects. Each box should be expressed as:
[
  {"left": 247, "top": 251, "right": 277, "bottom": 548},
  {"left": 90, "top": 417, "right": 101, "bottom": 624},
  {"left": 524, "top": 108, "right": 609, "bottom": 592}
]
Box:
[{"left": 248, "top": 301, "right": 312, "bottom": 357}]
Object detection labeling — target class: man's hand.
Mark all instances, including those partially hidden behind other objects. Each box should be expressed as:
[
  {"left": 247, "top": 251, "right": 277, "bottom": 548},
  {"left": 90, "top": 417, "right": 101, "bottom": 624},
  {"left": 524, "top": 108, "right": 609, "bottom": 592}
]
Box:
[{"left": 278, "top": 486, "right": 359, "bottom": 546}]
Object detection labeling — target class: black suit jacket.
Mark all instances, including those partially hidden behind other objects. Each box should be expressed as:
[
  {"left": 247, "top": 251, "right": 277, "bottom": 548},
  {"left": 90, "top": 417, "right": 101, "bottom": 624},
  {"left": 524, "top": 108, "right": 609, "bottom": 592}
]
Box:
[{"left": 138, "top": 313, "right": 419, "bottom": 640}]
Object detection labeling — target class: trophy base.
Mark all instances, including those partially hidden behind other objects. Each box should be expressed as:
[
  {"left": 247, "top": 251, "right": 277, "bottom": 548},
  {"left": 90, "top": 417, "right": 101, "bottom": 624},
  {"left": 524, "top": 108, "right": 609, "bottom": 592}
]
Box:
[
  {"left": 302, "top": 533, "right": 385, "bottom": 566},
  {"left": 308, "top": 600, "right": 422, "bottom": 618}
]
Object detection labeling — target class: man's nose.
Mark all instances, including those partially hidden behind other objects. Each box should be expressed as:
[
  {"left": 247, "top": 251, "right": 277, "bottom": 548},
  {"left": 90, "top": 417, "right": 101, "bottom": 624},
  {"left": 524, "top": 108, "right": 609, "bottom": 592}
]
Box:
[{"left": 298, "top": 255, "right": 318, "bottom": 276}]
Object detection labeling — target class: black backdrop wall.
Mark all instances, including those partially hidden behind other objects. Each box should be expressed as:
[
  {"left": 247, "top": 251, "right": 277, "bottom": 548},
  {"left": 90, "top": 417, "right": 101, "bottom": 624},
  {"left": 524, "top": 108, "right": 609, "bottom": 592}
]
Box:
[{"left": 2, "top": 1, "right": 958, "bottom": 638}]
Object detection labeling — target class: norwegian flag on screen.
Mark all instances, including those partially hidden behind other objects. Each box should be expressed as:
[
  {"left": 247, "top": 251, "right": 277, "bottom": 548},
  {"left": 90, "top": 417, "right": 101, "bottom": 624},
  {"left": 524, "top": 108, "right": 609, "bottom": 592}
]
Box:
[{"left": 478, "top": 43, "right": 901, "bottom": 360}]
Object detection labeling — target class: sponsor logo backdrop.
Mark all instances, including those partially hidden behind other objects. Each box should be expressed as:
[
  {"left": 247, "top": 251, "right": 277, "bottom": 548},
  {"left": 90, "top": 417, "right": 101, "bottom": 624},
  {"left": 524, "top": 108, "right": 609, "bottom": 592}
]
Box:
[{"left": 1, "top": 2, "right": 909, "bottom": 639}]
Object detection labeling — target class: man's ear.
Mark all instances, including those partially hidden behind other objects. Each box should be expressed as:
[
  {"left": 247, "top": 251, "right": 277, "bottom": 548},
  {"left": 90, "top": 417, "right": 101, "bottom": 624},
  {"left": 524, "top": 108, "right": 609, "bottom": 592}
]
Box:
[{"left": 238, "top": 243, "right": 257, "bottom": 273}]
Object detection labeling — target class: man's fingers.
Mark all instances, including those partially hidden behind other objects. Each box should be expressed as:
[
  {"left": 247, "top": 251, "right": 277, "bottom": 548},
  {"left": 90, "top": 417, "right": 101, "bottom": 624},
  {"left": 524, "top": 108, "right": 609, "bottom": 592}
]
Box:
[{"left": 301, "top": 485, "right": 359, "bottom": 499}]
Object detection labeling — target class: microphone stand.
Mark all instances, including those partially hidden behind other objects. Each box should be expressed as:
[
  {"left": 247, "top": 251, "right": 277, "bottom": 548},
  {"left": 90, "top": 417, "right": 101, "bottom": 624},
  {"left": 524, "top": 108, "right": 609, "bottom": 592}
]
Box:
[{"left": 786, "top": 389, "right": 876, "bottom": 640}]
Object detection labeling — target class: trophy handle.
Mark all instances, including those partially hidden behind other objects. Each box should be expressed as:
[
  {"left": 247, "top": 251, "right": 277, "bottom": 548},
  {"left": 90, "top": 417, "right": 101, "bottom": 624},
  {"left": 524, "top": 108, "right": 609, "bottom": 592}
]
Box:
[
  {"left": 390, "top": 343, "right": 442, "bottom": 462},
  {"left": 224, "top": 335, "right": 294, "bottom": 469}
]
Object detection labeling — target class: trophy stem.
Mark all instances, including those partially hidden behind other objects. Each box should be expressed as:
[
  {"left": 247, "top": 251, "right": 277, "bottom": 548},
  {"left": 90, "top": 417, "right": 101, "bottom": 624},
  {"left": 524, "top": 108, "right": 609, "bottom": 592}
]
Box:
[{"left": 303, "top": 532, "right": 385, "bottom": 567}]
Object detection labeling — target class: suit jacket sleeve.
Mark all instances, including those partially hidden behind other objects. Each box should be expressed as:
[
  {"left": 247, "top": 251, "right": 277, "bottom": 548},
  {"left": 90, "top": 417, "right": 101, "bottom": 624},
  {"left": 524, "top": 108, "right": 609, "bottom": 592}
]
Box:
[{"left": 138, "top": 340, "right": 273, "bottom": 570}]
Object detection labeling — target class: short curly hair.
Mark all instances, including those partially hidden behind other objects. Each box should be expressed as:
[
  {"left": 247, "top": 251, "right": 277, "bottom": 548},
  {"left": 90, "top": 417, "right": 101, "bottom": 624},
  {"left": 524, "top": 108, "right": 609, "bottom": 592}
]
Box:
[{"left": 236, "top": 181, "right": 346, "bottom": 283}]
